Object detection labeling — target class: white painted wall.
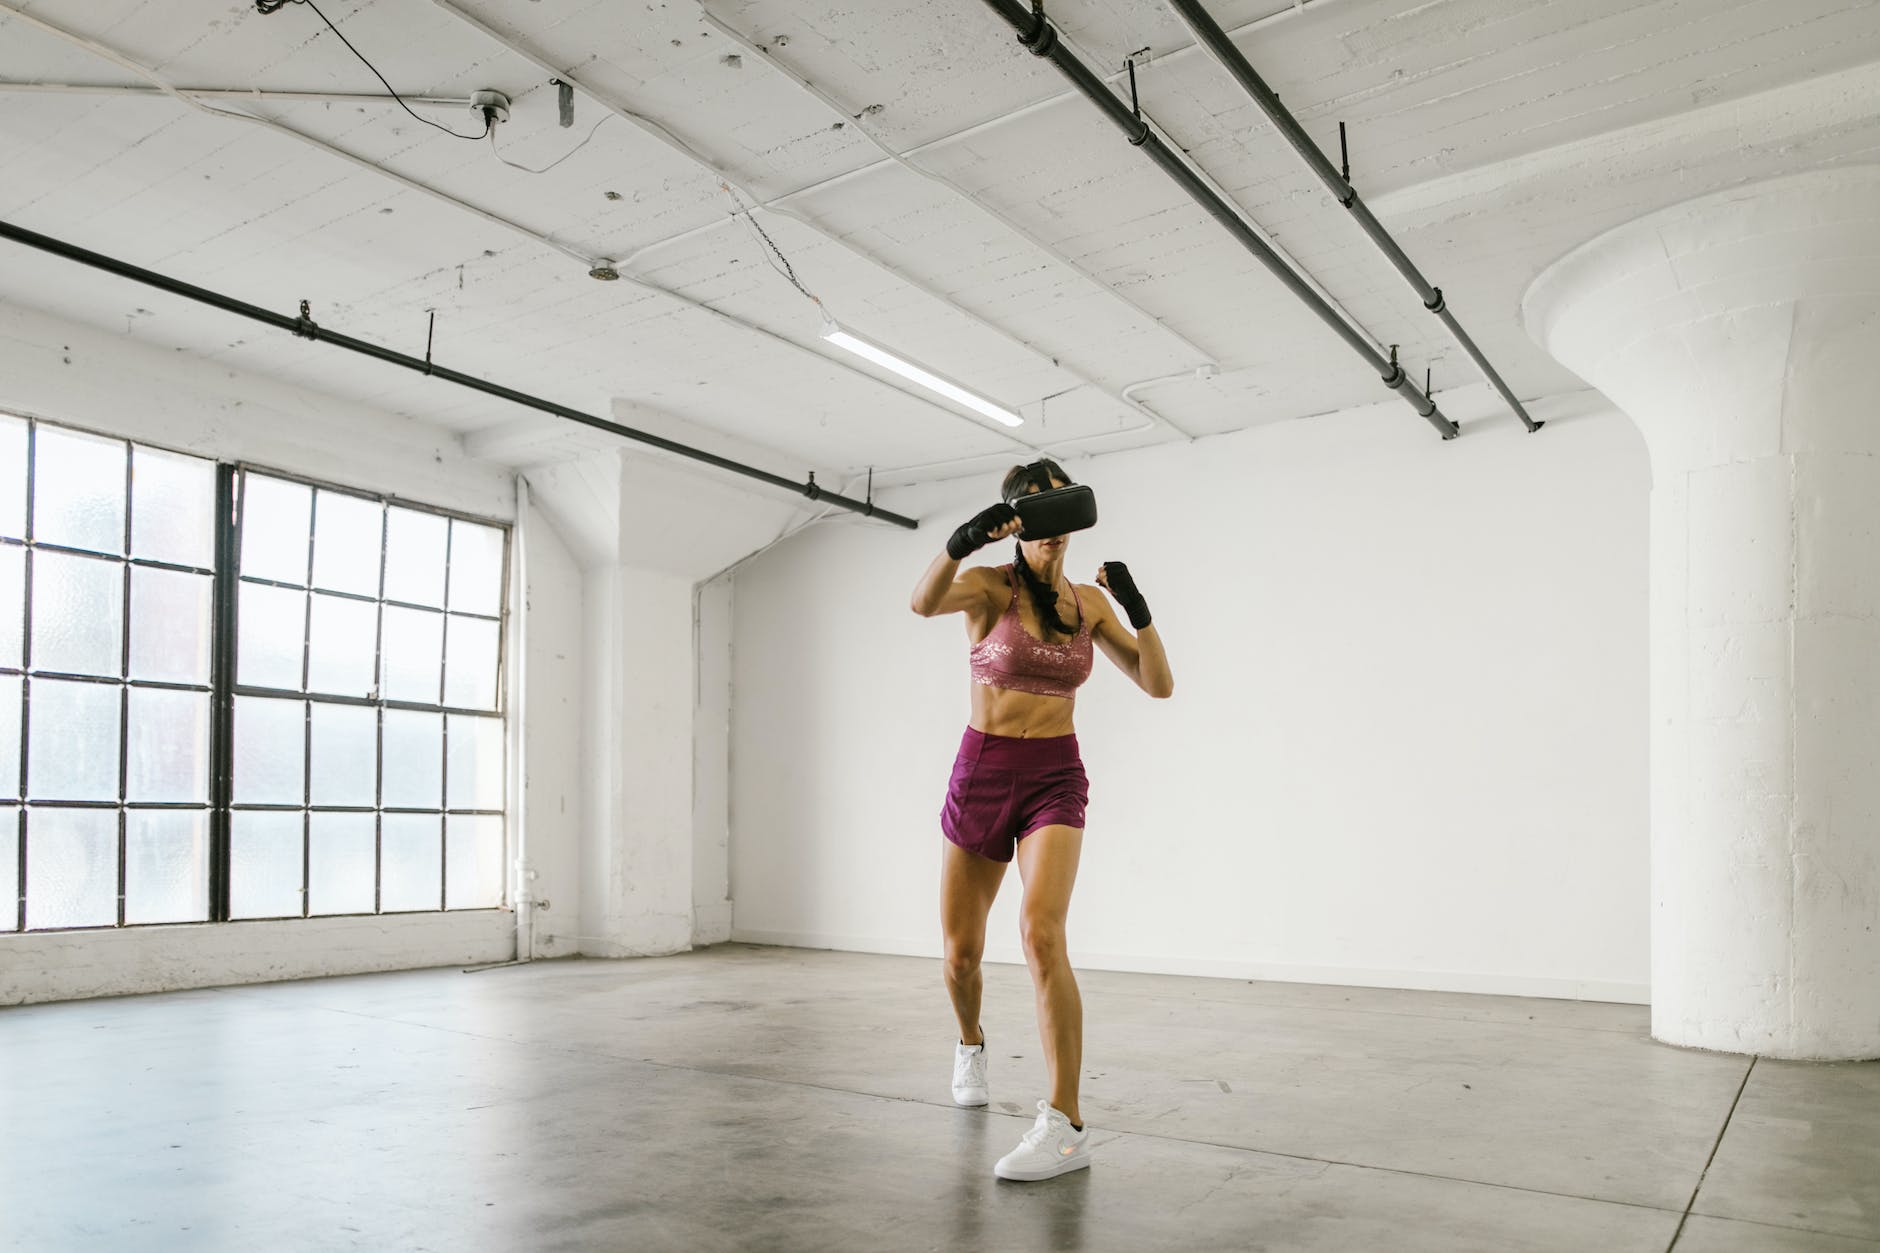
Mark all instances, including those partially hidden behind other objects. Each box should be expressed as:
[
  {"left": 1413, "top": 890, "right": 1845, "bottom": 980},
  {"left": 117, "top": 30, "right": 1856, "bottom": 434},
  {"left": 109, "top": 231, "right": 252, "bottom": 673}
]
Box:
[
  {"left": 0, "top": 911, "right": 514, "bottom": 1005},
  {"left": 0, "top": 300, "right": 589, "bottom": 1002},
  {"left": 0, "top": 302, "right": 514, "bottom": 519},
  {"left": 730, "top": 393, "right": 1653, "bottom": 1002}
]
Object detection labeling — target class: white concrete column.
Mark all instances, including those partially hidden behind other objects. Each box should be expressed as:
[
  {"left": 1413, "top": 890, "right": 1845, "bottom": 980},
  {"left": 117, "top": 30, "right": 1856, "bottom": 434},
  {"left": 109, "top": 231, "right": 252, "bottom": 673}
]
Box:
[
  {"left": 526, "top": 444, "right": 812, "bottom": 958},
  {"left": 692, "top": 575, "right": 735, "bottom": 946},
  {"left": 577, "top": 560, "right": 698, "bottom": 956},
  {"left": 1525, "top": 167, "right": 1880, "bottom": 1060}
]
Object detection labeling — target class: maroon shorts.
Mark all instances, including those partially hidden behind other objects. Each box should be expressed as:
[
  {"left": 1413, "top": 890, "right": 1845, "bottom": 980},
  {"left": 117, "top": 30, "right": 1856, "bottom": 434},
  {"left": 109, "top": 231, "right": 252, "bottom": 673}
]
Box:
[{"left": 940, "top": 727, "right": 1088, "bottom": 863}]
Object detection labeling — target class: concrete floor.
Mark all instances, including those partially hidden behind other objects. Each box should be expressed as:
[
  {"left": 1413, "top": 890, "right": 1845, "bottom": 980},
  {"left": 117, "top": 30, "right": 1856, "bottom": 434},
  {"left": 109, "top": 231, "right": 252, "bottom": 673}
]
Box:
[{"left": 2, "top": 945, "right": 1876, "bottom": 1253}]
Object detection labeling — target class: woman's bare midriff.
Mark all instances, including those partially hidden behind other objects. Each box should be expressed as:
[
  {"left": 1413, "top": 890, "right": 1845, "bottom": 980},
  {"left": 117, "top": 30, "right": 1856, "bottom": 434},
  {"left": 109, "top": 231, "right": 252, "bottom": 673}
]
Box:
[
  {"left": 969, "top": 682, "right": 1075, "bottom": 738},
  {"left": 966, "top": 584, "right": 1079, "bottom": 737}
]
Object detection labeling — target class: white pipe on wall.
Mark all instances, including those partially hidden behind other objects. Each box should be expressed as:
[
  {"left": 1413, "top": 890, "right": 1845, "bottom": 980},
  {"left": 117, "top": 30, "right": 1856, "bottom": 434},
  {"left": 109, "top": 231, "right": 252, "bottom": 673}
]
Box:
[{"left": 509, "top": 475, "right": 535, "bottom": 961}]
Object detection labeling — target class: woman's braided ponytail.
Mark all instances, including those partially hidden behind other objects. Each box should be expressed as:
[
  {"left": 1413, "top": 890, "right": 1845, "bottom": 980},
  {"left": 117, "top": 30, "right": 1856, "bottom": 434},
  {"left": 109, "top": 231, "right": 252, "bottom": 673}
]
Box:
[{"left": 1001, "top": 459, "right": 1079, "bottom": 641}]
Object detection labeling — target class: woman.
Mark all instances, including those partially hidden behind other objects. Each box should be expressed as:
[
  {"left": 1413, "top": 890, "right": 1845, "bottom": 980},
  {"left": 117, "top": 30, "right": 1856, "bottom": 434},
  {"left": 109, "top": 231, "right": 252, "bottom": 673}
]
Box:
[{"left": 909, "top": 458, "right": 1173, "bottom": 1181}]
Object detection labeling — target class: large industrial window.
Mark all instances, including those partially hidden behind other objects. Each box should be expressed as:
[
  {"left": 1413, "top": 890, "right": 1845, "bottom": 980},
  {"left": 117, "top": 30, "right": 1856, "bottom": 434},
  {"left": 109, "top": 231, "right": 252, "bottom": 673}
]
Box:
[{"left": 0, "top": 414, "right": 508, "bottom": 932}]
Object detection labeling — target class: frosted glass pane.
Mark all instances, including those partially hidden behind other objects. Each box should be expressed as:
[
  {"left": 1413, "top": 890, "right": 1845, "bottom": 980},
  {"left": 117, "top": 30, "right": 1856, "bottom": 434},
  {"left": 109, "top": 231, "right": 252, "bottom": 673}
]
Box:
[
  {"left": 310, "top": 702, "right": 376, "bottom": 807},
  {"left": 311, "top": 491, "right": 382, "bottom": 597},
  {"left": 33, "top": 426, "right": 125, "bottom": 555},
  {"left": 239, "top": 475, "right": 311, "bottom": 584},
  {"left": 380, "top": 813, "right": 440, "bottom": 912},
  {"left": 128, "top": 567, "right": 212, "bottom": 685},
  {"left": 443, "top": 616, "right": 500, "bottom": 711},
  {"left": 232, "top": 696, "right": 304, "bottom": 805},
  {"left": 124, "top": 809, "right": 209, "bottom": 924},
  {"left": 381, "top": 709, "right": 442, "bottom": 809},
  {"left": 0, "top": 675, "right": 19, "bottom": 801},
  {"left": 31, "top": 550, "right": 123, "bottom": 677},
  {"left": 0, "top": 415, "right": 26, "bottom": 540},
  {"left": 24, "top": 806, "right": 118, "bottom": 929},
  {"left": 447, "top": 521, "right": 504, "bottom": 616},
  {"left": 446, "top": 715, "right": 503, "bottom": 811},
  {"left": 446, "top": 814, "right": 504, "bottom": 909},
  {"left": 130, "top": 447, "right": 215, "bottom": 568},
  {"left": 229, "top": 810, "right": 302, "bottom": 919},
  {"left": 380, "top": 606, "right": 442, "bottom": 704},
  {"left": 383, "top": 507, "right": 447, "bottom": 608},
  {"left": 308, "top": 811, "right": 376, "bottom": 916},
  {"left": 0, "top": 544, "right": 22, "bottom": 668},
  {"left": 27, "top": 678, "right": 121, "bottom": 801},
  {"left": 126, "top": 687, "right": 209, "bottom": 804},
  {"left": 0, "top": 806, "right": 17, "bottom": 930},
  {"left": 237, "top": 582, "right": 305, "bottom": 690},
  {"left": 307, "top": 594, "right": 377, "bottom": 698}
]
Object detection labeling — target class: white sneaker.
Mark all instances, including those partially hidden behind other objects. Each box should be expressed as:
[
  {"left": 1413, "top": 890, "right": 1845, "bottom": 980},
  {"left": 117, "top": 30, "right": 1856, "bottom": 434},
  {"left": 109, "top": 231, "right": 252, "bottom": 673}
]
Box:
[
  {"left": 994, "top": 1100, "right": 1091, "bottom": 1181},
  {"left": 952, "top": 1040, "right": 989, "bottom": 1106}
]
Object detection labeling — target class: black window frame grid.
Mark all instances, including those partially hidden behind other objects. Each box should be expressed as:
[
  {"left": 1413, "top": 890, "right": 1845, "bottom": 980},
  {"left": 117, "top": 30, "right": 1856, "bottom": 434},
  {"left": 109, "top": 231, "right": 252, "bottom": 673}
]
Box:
[
  {"left": 226, "top": 465, "right": 512, "bottom": 923},
  {"left": 0, "top": 412, "right": 512, "bottom": 933}
]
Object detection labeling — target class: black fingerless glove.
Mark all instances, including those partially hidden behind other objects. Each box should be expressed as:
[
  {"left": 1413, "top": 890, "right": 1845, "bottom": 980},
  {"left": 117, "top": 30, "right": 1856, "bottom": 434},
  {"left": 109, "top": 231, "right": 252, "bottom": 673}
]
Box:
[
  {"left": 946, "top": 502, "right": 1018, "bottom": 561},
  {"left": 1102, "top": 561, "right": 1152, "bottom": 630}
]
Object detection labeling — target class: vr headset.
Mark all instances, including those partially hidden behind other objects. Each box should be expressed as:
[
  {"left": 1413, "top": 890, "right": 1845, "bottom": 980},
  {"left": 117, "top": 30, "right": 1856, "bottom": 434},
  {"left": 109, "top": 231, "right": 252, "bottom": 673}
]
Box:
[{"left": 1004, "top": 461, "right": 1098, "bottom": 540}]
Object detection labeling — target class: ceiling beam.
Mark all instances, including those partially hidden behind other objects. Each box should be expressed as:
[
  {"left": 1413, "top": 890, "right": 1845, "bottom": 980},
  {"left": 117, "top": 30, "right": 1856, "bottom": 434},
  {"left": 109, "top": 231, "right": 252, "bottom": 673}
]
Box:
[
  {"left": 973, "top": 0, "right": 1457, "bottom": 439},
  {"left": 695, "top": 3, "right": 1202, "bottom": 442},
  {"left": 0, "top": 1, "right": 1038, "bottom": 455},
  {"left": 0, "top": 2, "right": 599, "bottom": 268},
  {"left": 686, "top": 1, "right": 1384, "bottom": 412},
  {"left": 750, "top": 3, "right": 1344, "bottom": 214},
  {"left": 426, "top": 0, "right": 1164, "bottom": 449}
]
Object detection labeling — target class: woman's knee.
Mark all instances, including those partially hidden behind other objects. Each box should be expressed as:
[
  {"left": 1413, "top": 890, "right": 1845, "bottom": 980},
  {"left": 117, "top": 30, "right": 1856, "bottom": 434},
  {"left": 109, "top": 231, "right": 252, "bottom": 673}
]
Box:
[
  {"left": 944, "top": 937, "right": 984, "bottom": 979},
  {"left": 1020, "top": 914, "right": 1066, "bottom": 967}
]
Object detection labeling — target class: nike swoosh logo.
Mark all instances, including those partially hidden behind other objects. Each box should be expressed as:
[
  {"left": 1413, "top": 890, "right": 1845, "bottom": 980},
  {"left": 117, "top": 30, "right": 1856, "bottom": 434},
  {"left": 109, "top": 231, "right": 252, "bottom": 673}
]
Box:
[{"left": 1060, "top": 1145, "right": 1077, "bottom": 1155}]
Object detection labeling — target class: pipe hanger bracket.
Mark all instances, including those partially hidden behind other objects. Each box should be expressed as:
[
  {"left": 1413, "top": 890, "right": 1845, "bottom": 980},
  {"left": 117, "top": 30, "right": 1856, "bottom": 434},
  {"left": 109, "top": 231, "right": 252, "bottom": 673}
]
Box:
[
  {"left": 1124, "top": 58, "right": 1150, "bottom": 146},
  {"left": 1020, "top": 1, "right": 1057, "bottom": 55}
]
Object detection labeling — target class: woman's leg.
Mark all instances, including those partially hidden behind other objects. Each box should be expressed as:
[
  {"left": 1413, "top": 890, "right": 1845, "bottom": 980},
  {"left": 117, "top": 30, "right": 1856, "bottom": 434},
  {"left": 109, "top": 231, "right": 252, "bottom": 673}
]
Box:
[
  {"left": 940, "top": 839, "right": 1008, "bottom": 1045},
  {"left": 1014, "top": 824, "right": 1085, "bottom": 1126}
]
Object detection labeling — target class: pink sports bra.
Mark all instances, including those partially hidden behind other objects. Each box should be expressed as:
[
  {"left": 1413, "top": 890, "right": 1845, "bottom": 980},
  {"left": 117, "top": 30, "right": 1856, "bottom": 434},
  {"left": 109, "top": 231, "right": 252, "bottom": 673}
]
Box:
[{"left": 968, "top": 565, "right": 1094, "bottom": 700}]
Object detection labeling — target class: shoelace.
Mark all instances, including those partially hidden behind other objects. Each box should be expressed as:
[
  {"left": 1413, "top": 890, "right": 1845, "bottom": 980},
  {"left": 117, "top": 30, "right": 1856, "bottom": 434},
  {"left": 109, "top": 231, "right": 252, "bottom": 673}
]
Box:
[{"left": 1020, "top": 1103, "right": 1068, "bottom": 1148}]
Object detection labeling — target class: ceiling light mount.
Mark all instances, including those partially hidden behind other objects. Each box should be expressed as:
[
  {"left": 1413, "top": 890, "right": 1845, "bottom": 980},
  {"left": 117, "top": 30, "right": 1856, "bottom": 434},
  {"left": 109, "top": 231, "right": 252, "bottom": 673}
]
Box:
[{"left": 470, "top": 88, "right": 510, "bottom": 127}]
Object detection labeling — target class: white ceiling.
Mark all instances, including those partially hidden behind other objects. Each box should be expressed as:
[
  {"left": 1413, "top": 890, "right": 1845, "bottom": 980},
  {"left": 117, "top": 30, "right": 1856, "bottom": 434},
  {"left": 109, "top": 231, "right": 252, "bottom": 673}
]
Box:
[{"left": 1, "top": 0, "right": 1877, "bottom": 492}]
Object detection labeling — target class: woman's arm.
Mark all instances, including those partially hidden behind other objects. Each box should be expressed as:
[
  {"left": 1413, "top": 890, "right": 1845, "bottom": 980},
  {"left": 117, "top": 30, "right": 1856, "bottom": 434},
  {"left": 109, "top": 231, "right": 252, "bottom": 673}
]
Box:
[
  {"left": 1091, "top": 567, "right": 1173, "bottom": 698},
  {"left": 911, "top": 504, "right": 1022, "bottom": 616},
  {"left": 912, "top": 555, "right": 1000, "bottom": 617}
]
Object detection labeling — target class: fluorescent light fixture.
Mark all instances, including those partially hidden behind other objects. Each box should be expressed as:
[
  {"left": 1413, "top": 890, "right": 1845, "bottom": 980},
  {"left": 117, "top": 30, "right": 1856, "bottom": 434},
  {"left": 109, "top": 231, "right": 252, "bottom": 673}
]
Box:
[{"left": 820, "top": 319, "right": 1024, "bottom": 427}]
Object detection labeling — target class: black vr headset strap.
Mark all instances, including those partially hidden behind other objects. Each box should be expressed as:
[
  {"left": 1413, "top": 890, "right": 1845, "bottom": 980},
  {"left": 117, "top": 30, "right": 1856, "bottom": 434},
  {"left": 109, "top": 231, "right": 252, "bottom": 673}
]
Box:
[{"left": 1003, "top": 459, "right": 1058, "bottom": 505}]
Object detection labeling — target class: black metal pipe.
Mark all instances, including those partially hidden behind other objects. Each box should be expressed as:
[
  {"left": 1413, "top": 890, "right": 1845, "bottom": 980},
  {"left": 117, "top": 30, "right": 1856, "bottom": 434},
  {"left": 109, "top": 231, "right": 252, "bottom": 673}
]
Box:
[
  {"left": 1163, "top": 0, "right": 1543, "bottom": 434},
  {"left": 977, "top": 0, "right": 1457, "bottom": 439},
  {"left": 0, "top": 219, "right": 921, "bottom": 528}
]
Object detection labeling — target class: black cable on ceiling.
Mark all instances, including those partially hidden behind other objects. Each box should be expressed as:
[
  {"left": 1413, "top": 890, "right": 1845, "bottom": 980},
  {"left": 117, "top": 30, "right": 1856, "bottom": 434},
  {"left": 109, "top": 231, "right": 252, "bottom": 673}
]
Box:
[
  {"left": 722, "top": 183, "right": 821, "bottom": 308},
  {"left": 254, "top": 0, "right": 491, "bottom": 141}
]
